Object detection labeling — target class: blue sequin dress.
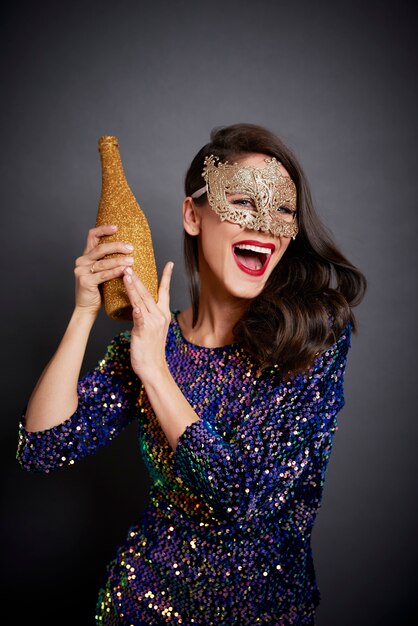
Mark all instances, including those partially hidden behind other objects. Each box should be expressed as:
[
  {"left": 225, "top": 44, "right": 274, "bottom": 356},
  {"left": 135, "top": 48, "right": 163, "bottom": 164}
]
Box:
[{"left": 17, "top": 311, "right": 351, "bottom": 625}]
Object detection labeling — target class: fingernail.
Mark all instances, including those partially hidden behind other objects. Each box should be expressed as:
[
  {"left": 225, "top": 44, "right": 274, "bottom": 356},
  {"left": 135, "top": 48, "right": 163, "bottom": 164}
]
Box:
[
  {"left": 125, "top": 243, "right": 134, "bottom": 251},
  {"left": 169, "top": 261, "right": 174, "bottom": 270},
  {"left": 125, "top": 266, "right": 133, "bottom": 275},
  {"left": 125, "top": 257, "right": 134, "bottom": 264},
  {"left": 125, "top": 272, "right": 132, "bottom": 283},
  {"left": 110, "top": 224, "right": 117, "bottom": 230}
]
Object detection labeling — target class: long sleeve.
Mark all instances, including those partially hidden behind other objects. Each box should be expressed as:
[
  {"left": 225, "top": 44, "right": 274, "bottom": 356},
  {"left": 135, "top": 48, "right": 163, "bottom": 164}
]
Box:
[
  {"left": 172, "top": 323, "right": 351, "bottom": 523},
  {"left": 17, "top": 330, "right": 141, "bottom": 473}
]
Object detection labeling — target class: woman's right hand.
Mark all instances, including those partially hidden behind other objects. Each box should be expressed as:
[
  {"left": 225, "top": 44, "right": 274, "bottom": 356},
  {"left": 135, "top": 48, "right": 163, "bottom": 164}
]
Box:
[{"left": 73, "top": 224, "right": 134, "bottom": 316}]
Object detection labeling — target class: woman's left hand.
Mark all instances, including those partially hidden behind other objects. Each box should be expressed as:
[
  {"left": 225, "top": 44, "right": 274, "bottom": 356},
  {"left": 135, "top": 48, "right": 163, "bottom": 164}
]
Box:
[{"left": 122, "top": 262, "right": 174, "bottom": 383}]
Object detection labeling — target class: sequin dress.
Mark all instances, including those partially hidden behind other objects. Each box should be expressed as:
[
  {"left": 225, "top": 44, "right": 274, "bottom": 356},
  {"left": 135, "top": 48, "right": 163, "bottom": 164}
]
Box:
[{"left": 17, "top": 311, "right": 351, "bottom": 625}]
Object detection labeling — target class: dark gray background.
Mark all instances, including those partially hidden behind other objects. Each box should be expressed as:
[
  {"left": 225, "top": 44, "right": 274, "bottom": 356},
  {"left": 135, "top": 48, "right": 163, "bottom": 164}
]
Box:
[{"left": 1, "top": 1, "right": 417, "bottom": 624}]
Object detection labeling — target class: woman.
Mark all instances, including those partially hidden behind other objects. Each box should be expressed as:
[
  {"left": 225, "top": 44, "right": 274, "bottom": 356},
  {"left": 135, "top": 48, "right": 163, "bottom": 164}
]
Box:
[{"left": 17, "top": 123, "right": 366, "bottom": 625}]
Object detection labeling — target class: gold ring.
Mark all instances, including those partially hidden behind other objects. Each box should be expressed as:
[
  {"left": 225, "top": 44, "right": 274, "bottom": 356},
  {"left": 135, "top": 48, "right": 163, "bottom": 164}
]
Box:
[{"left": 90, "top": 263, "right": 96, "bottom": 274}]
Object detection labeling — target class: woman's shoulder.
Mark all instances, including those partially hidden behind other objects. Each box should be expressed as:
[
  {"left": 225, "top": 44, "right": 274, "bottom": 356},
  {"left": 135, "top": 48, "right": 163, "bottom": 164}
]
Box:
[
  {"left": 171, "top": 307, "right": 192, "bottom": 337},
  {"left": 309, "top": 320, "right": 353, "bottom": 382},
  {"left": 99, "top": 329, "right": 132, "bottom": 365},
  {"left": 330, "top": 320, "right": 352, "bottom": 356}
]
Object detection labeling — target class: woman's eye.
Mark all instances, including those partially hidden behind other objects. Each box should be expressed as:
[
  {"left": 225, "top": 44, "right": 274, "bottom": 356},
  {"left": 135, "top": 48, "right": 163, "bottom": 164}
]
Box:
[
  {"left": 231, "top": 198, "right": 255, "bottom": 208},
  {"left": 277, "top": 206, "right": 295, "bottom": 215}
]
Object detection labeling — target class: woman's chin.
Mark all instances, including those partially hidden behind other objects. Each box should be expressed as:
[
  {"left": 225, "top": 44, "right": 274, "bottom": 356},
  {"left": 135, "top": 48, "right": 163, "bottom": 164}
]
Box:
[{"left": 225, "top": 280, "right": 267, "bottom": 301}]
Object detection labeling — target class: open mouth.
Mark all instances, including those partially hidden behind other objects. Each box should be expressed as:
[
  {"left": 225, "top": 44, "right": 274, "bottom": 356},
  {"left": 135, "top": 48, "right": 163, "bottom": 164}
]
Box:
[{"left": 232, "top": 240, "right": 275, "bottom": 276}]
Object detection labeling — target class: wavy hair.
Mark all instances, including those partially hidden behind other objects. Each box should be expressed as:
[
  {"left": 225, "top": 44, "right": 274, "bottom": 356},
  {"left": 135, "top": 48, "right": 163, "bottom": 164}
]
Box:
[{"left": 184, "top": 123, "right": 366, "bottom": 374}]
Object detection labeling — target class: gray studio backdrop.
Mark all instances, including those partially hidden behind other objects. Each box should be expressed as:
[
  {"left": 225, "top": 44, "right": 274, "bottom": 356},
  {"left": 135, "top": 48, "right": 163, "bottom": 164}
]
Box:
[{"left": 1, "top": 1, "right": 417, "bottom": 624}]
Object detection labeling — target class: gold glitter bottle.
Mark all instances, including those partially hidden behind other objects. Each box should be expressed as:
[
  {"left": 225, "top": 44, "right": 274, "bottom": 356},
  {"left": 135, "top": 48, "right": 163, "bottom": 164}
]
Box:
[{"left": 96, "top": 136, "right": 158, "bottom": 320}]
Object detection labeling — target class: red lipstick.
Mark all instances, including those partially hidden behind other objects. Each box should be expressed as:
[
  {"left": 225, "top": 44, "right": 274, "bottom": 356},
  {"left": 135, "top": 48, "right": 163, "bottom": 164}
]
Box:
[{"left": 232, "top": 240, "right": 275, "bottom": 276}]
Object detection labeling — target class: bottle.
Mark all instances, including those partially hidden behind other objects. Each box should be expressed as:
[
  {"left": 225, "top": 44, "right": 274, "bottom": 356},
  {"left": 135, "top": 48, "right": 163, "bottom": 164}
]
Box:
[{"left": 95, "top": 136, "right": 159, "bottom": 320}]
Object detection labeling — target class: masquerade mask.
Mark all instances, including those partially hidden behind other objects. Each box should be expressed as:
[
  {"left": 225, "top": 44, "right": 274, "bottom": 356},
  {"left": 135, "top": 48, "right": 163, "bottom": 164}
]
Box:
[{"left": 191, "top": 154, "right": 298, "bottom": 239}]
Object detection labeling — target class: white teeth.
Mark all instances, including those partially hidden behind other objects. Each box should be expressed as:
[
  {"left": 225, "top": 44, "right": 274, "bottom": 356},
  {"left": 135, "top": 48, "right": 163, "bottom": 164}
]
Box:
[{"left": 234, "top": 244, "right": 272, "bottom": 255}]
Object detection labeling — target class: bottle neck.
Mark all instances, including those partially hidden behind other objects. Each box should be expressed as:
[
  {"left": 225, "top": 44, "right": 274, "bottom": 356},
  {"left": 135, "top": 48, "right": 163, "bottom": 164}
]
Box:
[{"left": 98, "top": 137, "right": 128, "bottom": 187}]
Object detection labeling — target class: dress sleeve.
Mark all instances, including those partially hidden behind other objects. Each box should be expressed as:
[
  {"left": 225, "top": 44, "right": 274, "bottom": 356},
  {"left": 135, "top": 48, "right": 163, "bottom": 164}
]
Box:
[
  {"left": 16, "top": 331, "right": 141, "bottom": 473},
  {"left": 172, "top": 323, "right": 352, "bottom": 522}
]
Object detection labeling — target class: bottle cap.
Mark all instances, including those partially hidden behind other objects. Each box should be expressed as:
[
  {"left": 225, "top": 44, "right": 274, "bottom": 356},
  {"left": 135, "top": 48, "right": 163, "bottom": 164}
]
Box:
[{"left": 98, "top": 136, "right": 119, "bottom": 150}]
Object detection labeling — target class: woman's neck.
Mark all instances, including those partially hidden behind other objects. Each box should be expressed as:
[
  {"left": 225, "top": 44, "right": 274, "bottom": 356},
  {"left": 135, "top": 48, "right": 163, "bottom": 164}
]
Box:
[{"left": 179, "top": 290, "right": 247, "bottom": 348}]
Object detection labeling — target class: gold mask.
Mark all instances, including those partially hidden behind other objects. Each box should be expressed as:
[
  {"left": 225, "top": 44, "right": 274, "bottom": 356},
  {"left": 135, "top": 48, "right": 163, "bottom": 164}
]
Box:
[{"left": 192, "top": 154, "right": 298, "bottom": 239}]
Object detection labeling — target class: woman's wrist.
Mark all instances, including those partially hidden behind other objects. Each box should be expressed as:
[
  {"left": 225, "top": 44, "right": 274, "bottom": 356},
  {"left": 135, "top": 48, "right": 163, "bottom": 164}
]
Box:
[
  {"left": 72, "top": 305, "right": 100, "bottom": 325},
  {"left": 140, "top": 364, "right": 199, "bottom": 450},
  {"left": 139, "top": 362, "right": 171, "bottom": 388}
]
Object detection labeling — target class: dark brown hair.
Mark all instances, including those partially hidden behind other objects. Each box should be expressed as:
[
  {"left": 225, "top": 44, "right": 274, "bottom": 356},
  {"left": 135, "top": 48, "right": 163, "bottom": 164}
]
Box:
[{"left": 184, "top": 123, "right": 366, "bottom": 374}]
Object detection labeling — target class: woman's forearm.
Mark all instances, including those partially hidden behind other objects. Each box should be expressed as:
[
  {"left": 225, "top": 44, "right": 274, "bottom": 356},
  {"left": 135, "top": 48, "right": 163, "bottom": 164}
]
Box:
[
  {"left": 142, "top": 366, "right": 200, "bottom": 451},
  {"left": 24, "top": 308, "right": 98, "bottom": 432}
]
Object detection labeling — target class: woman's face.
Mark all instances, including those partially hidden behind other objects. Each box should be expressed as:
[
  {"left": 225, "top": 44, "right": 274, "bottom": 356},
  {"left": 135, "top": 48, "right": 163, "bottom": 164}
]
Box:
[{"left": 184, "top": 153, "right": 295, "bottom": 301}]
